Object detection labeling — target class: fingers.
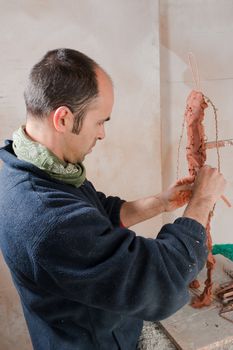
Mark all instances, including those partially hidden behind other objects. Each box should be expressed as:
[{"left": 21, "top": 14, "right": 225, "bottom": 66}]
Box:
[
  {"left": 172, "top": 166, "right": 226, "bottom": 204},
  {"left": 175, "top": 175, "right": 195, "bottom": 186},
  {"left": 197, "top": 165, "right": 225, "bottom": 182},
  {"left": 178, "top": 184, "right": 194, "bottom": 192},
  {"left": 170, "top": 189, "right": 193, "bottom": 210},
  {"left": 193, "top": 164, "right": 227, "bottom": 204},
  {"left": 199, "top": 164, "right": 222, "bottom": 174}
]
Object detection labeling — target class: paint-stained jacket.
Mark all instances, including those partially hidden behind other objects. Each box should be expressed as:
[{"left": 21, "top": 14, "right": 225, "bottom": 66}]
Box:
[{"left": 0, "top": 140, "right": 208, "bottom": 350}]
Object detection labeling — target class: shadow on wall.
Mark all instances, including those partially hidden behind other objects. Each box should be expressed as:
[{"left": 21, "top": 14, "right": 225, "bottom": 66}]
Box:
[{"left": 0, "top": 253, "right": 32, "bottom": 350}]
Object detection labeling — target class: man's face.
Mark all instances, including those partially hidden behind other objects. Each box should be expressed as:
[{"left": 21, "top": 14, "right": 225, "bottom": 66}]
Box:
[{"left": 65, "top": 69, "right": 114, "bottom": 164}]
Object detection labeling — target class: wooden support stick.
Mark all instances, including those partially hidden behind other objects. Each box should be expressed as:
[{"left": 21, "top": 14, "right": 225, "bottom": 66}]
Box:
[
  {"left": 221, "top": 195, "right": 231, "bottom": 208},
  {"left": 204, "top": 139, "right": 232, "bottom": 207},
  {"left": 205, "top": 139, "right": 233, "bottom": 149}
]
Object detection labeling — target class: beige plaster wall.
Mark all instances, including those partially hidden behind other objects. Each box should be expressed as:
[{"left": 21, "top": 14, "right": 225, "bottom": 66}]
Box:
[
  {"left": 160, "top": 0, "right": 233, "bottom": 244},
  {"left": 0, "top": 1, "right": 160, "bottom": 349}
]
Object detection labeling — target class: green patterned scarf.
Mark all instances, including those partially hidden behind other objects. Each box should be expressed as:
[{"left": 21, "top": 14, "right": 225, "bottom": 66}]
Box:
[{"left": 12, "top": 126, "right": 86, "bottom": 188}]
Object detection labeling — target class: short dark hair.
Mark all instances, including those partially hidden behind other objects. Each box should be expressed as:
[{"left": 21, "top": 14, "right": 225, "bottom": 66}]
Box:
[{"left": 24, "top": 48, "right": 99, "bottom": 134}]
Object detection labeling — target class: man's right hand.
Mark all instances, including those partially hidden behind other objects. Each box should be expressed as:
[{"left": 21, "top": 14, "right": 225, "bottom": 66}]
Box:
[
  {"left": 183, "top": 165, "right": 226, "bottom": 227},
  {"left": 192, "top": 165, "right": 226, "bottom": 205}
]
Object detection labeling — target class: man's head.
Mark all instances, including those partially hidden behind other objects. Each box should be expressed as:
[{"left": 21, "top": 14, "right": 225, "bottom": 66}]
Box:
[{"left": 25, "top": 48, "right": 113, "bottom": 163}]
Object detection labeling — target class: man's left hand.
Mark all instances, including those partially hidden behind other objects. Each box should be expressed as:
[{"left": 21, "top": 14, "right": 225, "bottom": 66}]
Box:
[{"left": 159, "top": 176, "right": 194, "bottom": 212}]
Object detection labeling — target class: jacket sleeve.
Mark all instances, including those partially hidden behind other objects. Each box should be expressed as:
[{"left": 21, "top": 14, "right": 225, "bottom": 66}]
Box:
[
  {"left": 96, "top": 191, "right": 125, "bottom": 227},
  {"left": 86, "top": 180, "right": 125, "bottom": 227},
  {"left": 33, "top": 205, "right": 207, "bottom": 322}
]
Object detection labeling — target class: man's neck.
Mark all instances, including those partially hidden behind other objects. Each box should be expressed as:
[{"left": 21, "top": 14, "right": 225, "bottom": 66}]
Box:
[{"left": 25, "top": 121, "right": 65, "bottom": 162}]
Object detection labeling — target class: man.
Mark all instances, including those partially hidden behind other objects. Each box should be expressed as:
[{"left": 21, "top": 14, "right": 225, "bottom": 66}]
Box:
[{"left": 0, "top": 48, "right": 226, "bottom": 350}]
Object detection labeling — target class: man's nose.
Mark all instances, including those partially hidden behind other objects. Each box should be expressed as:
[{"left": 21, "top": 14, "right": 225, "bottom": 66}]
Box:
[{"left": 98, "top": 125, "right": 105, "bottom": 140}]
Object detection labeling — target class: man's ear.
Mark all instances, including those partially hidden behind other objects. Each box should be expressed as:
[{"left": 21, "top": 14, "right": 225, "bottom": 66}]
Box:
[{"left": 52, "top": 106, "right": 74, "bottom": 132}]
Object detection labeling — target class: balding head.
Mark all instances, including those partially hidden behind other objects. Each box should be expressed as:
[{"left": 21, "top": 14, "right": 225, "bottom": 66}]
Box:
[{"left": 24, "top": 48, "right": 111, "bottom": 134}]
